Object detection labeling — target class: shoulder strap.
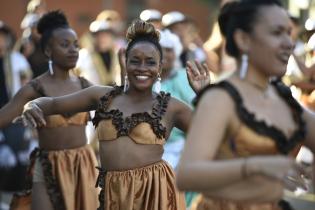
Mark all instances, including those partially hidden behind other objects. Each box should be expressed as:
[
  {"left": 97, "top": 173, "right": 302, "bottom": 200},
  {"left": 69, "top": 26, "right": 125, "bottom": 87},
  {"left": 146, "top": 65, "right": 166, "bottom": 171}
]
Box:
[
  {"left": 28, "top": 79, "right": 46, "bottom": 97},
  {"left": 194, "top": 81, "right": 242, "bottom": 107},
  {"left": 152, "top": 91, "right": 171, "bottom": 119}
]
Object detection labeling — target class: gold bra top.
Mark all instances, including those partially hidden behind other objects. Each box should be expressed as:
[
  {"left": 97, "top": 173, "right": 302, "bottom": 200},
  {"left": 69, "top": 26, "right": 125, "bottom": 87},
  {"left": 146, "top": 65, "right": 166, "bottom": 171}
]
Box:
[
  {"left": 92, "top": 86, "right": 171, "bottom": 145},
  {"left": 194, "top": 80, "right": 306, "bottom": 158},
  {"left": 28, "top": 77, "right": 90, "bottom": 128}
]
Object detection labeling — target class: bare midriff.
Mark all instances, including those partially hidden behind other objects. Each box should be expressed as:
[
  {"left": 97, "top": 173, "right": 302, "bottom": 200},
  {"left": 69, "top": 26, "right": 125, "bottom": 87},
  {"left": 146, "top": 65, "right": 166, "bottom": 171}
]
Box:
[
  {"left": 38, "top": 125, "right": 87, "bottom": 150},
  {"left": 99, "top": 137, "right": 164, "bottom": 171}
]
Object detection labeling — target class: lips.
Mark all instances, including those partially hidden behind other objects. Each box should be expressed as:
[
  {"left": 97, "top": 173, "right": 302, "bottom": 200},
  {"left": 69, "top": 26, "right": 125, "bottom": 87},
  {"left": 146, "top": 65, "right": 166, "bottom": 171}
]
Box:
[{"left": 277, "top": 53, "right": 290, "bottom": 64}]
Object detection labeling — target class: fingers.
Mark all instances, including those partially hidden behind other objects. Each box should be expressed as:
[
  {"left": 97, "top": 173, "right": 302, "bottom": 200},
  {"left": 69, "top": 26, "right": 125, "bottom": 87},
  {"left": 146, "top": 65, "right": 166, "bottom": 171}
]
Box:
[
  {"left": 22, "top": 102, "right": 46, "bottom": 128},
  {"left": 186, "top": 61, "right": 199, "bottom": 78}
]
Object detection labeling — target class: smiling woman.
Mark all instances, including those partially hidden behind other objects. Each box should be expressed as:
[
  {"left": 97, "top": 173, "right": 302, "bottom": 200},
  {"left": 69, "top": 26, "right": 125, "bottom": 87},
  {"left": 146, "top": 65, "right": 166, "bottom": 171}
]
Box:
[{"left": 18, "top": 19, "right": 210, "bottom": 210}]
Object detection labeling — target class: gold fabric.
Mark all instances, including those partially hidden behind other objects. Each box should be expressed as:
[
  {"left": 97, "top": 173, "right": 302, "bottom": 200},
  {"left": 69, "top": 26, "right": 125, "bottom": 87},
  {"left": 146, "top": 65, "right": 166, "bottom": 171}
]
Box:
[
  {"left": 47, "top": 145, "right": 99, "bottom": 210},
  {"left": 193, "top": 195, "right": 281, "bottom": 210},
  {"left": 193, "top": 124, "right": 301, "bottom": 210},
  {"left": 96, "top": 120, "right": 165, "bottom": 145},
  {"left": 100, "top": 160, "right": 185, "bottom": 210},
  {"left": 44, "top": 112, "right": 89, "bottom": 128}
]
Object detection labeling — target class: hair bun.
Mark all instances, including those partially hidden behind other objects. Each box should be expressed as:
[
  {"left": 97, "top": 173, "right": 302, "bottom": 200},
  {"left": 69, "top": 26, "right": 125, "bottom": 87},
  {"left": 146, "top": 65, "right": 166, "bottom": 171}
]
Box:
[
  {"left": 37, "top": 10, "right": 69, "bottom": 35},
  {"left": 126, "top": 19, "right": 160, "bottom": 43}
]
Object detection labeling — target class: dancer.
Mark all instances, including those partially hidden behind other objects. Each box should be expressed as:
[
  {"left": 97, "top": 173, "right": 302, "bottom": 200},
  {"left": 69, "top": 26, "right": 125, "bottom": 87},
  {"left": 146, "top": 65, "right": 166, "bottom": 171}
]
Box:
[
  {"left": 177, "top": 0, "right": 315, "bottom": 210},
  {"left": 0, "top": 11, "right": 98, "bottom": 210},
  {"left": 20, "top": 19, "right": 209, "bottom": 210}
]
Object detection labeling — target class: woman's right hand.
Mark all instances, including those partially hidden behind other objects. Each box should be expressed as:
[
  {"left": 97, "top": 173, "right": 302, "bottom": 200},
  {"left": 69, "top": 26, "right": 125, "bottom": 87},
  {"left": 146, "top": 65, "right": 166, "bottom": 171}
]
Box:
[
  {"left": 20, "top": 101, "right": 46, "bottom": 128},
  {"left": 247, "top": 156, "right": 307, "bottom": 191}
]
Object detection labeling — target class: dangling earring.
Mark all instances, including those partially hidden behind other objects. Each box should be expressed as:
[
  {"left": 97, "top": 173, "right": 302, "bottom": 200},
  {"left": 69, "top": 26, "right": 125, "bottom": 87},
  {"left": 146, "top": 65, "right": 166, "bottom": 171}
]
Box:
[
  {"left": 48, "top": 59, "right": 54, "bottom": 75},
  {"left": 123, "top": 75, "right": 129, "bottom": 92},
  {"left": 153, "top": 73, "right": 162, "bottom": 93},
  {"left": 239, "top": 54, "right": 248, "bottom": 79}
]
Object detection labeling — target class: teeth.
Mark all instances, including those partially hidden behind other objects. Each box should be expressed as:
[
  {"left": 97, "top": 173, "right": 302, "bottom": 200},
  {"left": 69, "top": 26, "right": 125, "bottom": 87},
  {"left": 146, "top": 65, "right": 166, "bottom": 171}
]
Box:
[{"left": 136, "top": 75, "right": 149, "bottom": 80}]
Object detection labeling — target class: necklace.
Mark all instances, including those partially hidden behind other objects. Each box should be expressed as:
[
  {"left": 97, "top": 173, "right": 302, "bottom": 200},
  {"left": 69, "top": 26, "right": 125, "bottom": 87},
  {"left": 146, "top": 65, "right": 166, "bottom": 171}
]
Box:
[{"left": 243, "top": 79, "right": 270, "bottom": 98}]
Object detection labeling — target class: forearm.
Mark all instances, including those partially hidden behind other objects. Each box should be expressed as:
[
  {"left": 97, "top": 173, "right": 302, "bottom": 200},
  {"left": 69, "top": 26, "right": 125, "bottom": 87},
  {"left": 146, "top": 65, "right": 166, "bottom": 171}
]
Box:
[
  {"left": 0, "top": 103, "right": 23, "bottom": 128},
  {"left": 177, "top": 159, "right": 246, "bottom": 191},
  {"left": 31, "top": 97, "right": 57, "bottom": 115},
  {"left": 201, "top": 176, "right": 283, "bottom": 203}
]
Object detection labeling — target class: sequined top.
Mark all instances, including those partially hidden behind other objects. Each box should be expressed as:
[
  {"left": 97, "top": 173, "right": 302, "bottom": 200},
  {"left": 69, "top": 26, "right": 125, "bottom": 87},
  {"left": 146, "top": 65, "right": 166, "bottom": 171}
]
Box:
[
  {"left": 92, "top": 86, "right": 171, "bottom": 145},
  {"left": 28, "top": 77, "right": 90, "bottom": 128}
]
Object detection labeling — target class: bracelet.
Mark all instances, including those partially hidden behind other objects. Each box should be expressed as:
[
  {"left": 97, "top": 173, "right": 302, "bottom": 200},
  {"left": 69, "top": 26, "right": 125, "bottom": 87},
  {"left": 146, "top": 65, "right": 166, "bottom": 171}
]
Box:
[{"left": 241, "top": 158, "right": 249, "bottom": 179}]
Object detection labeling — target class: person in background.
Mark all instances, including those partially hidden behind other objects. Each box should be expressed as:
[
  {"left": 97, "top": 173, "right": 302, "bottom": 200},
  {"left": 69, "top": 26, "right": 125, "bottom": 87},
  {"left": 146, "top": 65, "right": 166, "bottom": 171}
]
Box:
[
  {"left": 0, "top": 11, "right": 99, "bottom": 210},
  {"left": 140, "top": 9, "right": 163, "bottom": 30},
  {"left": 0, "top": 21, "right": 33, "bottom": 210},
  {"left": 177, "top": 1, "right": 315, "bottom": 210}
]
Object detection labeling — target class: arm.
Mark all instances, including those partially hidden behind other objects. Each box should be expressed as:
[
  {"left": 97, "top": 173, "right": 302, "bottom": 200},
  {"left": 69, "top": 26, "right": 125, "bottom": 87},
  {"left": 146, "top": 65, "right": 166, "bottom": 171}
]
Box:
[
  {"left": 302, "top": 108, "right": 315, "bottom": 191},
  {"left": 168, "top": 97, "right": 193, "bottom": 133},
  {"left": 176, "top": 89, "right": 297, "bottom": 200},
  {"left": 22, "top": 86, "right": 110, "bottom": 127},
  {"left": 0, "top": 84, "right": 37, "bottom": 128}
]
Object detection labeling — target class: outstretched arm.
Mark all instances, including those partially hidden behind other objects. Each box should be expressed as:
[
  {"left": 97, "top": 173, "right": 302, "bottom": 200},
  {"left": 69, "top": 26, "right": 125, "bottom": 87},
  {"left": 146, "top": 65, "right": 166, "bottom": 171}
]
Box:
[
  {"left": 22, "top": 85, "right": 110, "bottom": 127},
  {"left": 0, "top": 85, "right": 37, "bottom": 128}
]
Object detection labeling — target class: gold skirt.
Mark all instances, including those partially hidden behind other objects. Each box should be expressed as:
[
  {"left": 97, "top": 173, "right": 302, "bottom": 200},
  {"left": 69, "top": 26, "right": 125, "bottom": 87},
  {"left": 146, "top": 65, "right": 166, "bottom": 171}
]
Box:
[
  {"left": 191, "top": 195, "right": 285, "bottom": 210},
  {"left": 36, "top": 144, "right": 99, "bottom": 210},
  {"left": 96, "top": 160, "right": 185, "bottom": 210}
]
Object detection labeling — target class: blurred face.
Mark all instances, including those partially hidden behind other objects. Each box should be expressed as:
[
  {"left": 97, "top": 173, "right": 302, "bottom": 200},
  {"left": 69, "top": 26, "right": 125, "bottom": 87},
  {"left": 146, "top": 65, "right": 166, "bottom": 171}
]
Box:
[
  {"left": 171, "top": 22, "right": 192, "bottom": 49},
  {"left": 247, "top": 5, "right": 293, "bottom": 77},
  {"left": 126, "top": 42, "right": 161, "bottom": 91},
  {"left": 94, "top": 31, "right": 115, "bottom": 52},
  {"left": 162, "top": 47, "right": 175, "bottom": 71},
  {"left": 48, "top": 28, "right": 79, "bottom": 70}
]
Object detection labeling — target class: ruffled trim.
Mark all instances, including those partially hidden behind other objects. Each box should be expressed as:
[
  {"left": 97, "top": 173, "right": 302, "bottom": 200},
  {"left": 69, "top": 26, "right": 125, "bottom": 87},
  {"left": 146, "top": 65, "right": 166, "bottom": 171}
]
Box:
[
  {"left": 92, "top": 86, "right": 170, "bottom": 139},
  {"left": 194, "top": 80, "right": 306, "bottom": 155},
  {"left": 95, "top": 167, "right": 107, "bottom": 210},
  {"left": 37, "top": 149, "right": 66, "bottom": 210}
]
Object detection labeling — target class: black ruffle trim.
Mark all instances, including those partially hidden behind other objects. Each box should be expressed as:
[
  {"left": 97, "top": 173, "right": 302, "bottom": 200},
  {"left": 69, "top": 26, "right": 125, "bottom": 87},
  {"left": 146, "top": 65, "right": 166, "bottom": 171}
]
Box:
[
  {"left": 194, "top": 80, "right": 306, "bottom": 155},
  {"left": 92, "top": 86, "right": 170, "bottom": 139}
]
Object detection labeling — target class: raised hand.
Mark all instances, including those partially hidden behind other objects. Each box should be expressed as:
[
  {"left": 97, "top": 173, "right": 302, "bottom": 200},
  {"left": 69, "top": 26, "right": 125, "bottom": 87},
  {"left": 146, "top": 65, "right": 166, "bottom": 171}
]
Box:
[
  {"left": 19, "top": 101, "right": 46, "bottom": 128},
  {"left": 186, "top": 60, "right": 211, "bottom": 93}
]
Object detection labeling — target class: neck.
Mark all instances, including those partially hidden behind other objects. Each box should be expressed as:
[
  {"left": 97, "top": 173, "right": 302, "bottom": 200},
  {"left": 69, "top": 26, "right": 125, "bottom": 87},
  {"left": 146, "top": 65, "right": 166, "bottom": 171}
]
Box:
[
  {"left": 240, "top": 64, "right": 270, "bottom": 91},
  {"left": 126, "top": 86, "right": 153, "bottom": 100},
  {"left": 50, "top": 65, "right": 71, "bottom": 80}
]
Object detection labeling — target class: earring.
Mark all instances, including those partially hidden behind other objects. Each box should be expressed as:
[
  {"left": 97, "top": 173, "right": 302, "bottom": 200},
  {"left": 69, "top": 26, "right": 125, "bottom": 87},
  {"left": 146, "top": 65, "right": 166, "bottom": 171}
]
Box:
[
  {"left": 48, "top": 59, "right": 54, "bottom": 75},
  {"left": 123, "top": 75, "right": 129, "bottom": 92},
  {"left": 239, "top": 54, "right": 248, "bottom": 79},
  {"left": 153, "top": 73, "right": 162, "bottom": 93}
]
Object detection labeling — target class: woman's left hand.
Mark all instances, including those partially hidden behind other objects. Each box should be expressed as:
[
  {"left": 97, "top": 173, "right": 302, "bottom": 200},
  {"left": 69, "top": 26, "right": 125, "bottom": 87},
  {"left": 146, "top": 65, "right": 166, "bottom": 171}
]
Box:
[{"left": 186, "top": 60, "right": 211, "bottom": 93}]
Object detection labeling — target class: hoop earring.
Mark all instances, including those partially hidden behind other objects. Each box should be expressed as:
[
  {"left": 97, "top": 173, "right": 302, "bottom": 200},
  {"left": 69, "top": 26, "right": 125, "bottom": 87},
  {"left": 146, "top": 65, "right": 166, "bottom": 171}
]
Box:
[
  {"left": 123, "top": 75, "right": 129, "bottom": 92},
  {"left": 239, "top": 54, "right": 248, "bottom": 79},
  {"left": 48, "top": 59, "right": 54, "bottom": 75},
  {"left": 153, "top": 73, "right": 162, "bottom": 93}
]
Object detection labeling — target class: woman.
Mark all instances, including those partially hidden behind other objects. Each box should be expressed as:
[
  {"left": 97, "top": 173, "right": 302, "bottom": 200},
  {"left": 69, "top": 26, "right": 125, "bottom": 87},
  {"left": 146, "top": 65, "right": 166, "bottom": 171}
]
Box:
[
  {"left": 0, "top": 11, "right": 98, "bottom": 210},
  {"left": 21, "top": 20, "right": 209, "bottom": 210},
  {"left": 176, "top": 0, "right": 315, "bottom": 210}
]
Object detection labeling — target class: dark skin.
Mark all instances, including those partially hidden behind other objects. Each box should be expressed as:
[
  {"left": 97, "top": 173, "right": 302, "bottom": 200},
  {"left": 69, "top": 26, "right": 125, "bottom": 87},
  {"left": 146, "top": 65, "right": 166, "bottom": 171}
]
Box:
[
  {"left": 0, "top": 27, "right": 91, "bottom": 210},
  {"left": 21, "top": 41, "right": 210, "bottom": 171},
  {"left": 177, "top": 5, "right": 315, "bottom": 203}
]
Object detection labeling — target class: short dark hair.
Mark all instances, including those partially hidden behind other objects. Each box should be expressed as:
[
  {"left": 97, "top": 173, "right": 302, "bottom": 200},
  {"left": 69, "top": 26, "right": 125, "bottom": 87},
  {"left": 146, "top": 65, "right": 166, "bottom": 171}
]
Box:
[{"left": 218, "top": 0, "right": 283, "bottom": 58}]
